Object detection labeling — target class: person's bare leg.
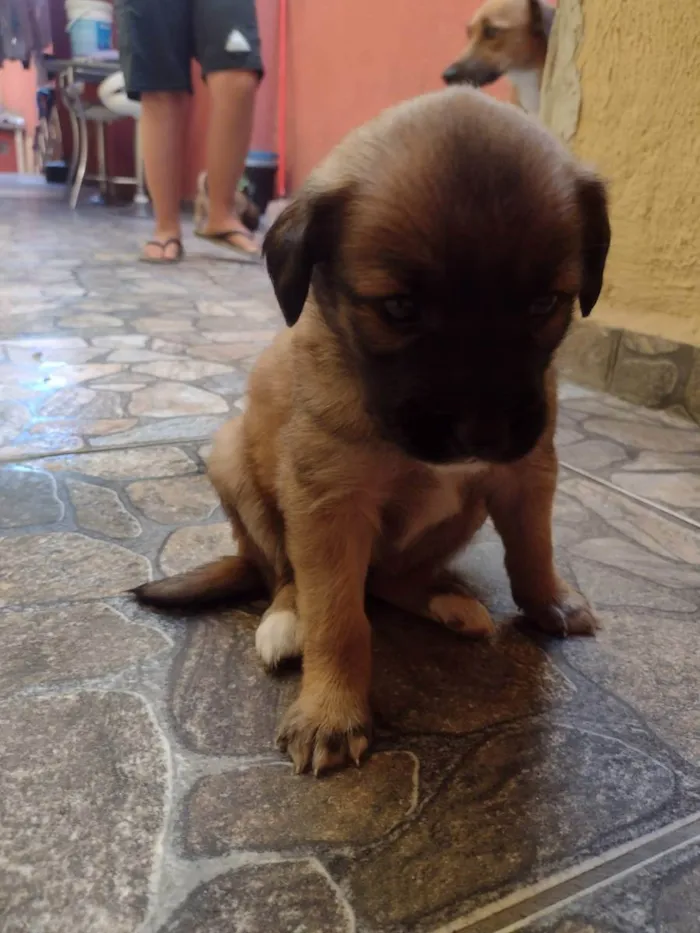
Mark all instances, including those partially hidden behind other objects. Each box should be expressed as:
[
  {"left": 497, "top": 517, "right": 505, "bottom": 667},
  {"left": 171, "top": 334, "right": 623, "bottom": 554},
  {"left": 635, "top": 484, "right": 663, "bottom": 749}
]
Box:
[
  {"left": 200, "top": 69, "right": 259, "bottom": 254},
  {"left": 140, "top": 91, "right": 187, "bottom": 261}
]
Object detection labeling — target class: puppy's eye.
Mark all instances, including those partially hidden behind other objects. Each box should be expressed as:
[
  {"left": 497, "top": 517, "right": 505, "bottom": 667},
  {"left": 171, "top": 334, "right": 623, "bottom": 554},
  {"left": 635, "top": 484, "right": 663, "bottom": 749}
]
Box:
[
  {"left": 381, "top": 295, "right": 417, "bottom": 324},
  {"left": 482, "top": 21, "right": 500, "bottom": 40},
  {"left": 529, "top": 294, "right": 560, "bottom": 319}
]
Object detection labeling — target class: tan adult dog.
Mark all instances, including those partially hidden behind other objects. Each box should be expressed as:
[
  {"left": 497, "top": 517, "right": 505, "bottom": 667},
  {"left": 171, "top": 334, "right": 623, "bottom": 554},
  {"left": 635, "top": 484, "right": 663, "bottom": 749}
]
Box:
[
  {"left": 442, "top": 0, "right": 555, "bottom": 114},
  {"left": 135, "top": 87, "right": 610, "bottom": 776}
]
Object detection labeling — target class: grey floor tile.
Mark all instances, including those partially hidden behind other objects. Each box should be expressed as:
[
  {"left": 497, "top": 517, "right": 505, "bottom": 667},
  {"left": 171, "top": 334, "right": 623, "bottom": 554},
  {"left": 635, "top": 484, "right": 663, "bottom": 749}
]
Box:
[
  {"left": 0, "top": 201, "right": 278, "bottom": 461},
  {"left": 2, "top": 199, "right": 700, "bottom": 932},
  {"left": 558, "top": 385, "right": 700, "bottom": 522},
  {"left": 1, "top": 451, "right": 700, "bottom": 932}
]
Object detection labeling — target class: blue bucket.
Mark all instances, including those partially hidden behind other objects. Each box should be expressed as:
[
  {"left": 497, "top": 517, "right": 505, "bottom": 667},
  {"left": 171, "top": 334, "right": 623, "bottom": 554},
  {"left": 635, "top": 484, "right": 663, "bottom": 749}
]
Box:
[{"left": 243, "top": 151, "right": 279, "bottom": 214}]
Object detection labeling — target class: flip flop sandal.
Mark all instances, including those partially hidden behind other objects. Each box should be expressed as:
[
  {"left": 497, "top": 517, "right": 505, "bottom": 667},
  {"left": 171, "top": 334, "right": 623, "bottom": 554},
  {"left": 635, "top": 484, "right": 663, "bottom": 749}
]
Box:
[
  {"left": 195, "top": 171, "right": 260, "bottom": 232},
  {"left": 139, "top": 238, "right": 184, "bottom": 265},
  {"left": 195, "top": 228, "right": 261, "bottom": 260}
]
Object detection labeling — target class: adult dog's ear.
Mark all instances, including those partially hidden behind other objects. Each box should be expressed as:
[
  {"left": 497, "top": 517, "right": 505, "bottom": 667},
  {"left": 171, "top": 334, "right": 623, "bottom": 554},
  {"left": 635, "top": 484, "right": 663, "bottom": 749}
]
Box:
[
  {"left": 576, "top": 172, "right": 611, "bottom": 318},
  {"left": 528, "top": 0, "right": 555, "bottom": 39},
  {"left": 263, "top": 186, "right": 348, "bottom": 326}
]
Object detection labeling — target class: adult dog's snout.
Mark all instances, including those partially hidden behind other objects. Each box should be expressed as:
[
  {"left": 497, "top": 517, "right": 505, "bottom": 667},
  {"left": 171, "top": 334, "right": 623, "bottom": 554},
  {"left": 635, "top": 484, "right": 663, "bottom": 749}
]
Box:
[
  {"left": 442, "top": 63, "right": 463, "bottom": 85},
  {"left": 441, "top": 59, "right": 503, "bottom": 87}
]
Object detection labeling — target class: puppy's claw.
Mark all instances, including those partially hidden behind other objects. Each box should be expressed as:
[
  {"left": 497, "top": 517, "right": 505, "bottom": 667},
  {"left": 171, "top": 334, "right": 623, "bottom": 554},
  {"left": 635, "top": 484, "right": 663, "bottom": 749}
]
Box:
[
  {"left": 287, "top": 737, "right": 313, "bottom": 776},
  {"left": 559, "top": 604, "right": 599, "bottom": 637},
  {"left": 277, "top": 719, "right": 313, "bottom": 775},
  {"left": 277, "top": 698, "right": 371, "bottom": 776},
  {"left": 349, "top": 732, "right": 369, "bottom": 767},
  {"left": 523, "top": 589, "right": 600, "bottom": 638},
  {"left": 312, "top": 743, "right": 345, "bottom": 777}
]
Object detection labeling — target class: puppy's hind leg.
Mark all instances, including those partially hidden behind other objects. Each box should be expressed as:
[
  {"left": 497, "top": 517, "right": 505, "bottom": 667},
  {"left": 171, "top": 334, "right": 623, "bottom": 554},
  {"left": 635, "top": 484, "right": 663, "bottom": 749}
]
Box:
[
  {"left": 370, "top": 570, "right": 494, "bottom": 638},
  {"left": 255, "top": 582, "right": 303, "bottom": 670}
]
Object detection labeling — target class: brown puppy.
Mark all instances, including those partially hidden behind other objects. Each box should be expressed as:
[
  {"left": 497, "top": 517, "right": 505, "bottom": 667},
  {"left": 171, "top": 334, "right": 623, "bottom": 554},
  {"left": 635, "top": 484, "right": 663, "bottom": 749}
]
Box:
[
  {"left": 135, "top": 87, "right": 610, "bottom": 776},
  {"left": 442, "top": 0, "right": 555, "bottom": 114}
]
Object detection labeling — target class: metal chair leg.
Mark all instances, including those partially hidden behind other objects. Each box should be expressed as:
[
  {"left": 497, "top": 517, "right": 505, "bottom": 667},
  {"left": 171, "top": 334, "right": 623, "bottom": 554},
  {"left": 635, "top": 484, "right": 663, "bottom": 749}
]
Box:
[
  {"left": 67, "top": 107, "right": 80, "bottom": 191},
  {"left": 70, "top": 110, "right": 88, "bottom": 210},
  {"left": 59, "top": 71, "right": 83, "bottom": 196},
  {"left": 96, "top": 120, "right": 108, "bottom": 197}
]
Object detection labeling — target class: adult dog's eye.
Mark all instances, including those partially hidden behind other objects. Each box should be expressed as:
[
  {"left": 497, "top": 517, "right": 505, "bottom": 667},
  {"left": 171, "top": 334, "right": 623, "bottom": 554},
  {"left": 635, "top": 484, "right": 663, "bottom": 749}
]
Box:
[
  {"left": 529, "top": 294, "right": 560, "bottom": 319},
  {"left": 482, "top": 21, "right": 500, "bottom": 40},
  {"left": 381, "top": 295, "right": 417, "bottom": 323}
]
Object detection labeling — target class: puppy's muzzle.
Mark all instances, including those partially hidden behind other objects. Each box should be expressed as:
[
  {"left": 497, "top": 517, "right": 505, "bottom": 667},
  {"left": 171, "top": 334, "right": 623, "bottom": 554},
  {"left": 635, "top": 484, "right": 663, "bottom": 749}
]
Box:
[
  {"left": 442, "top": 59, "right": 504, "bottom": 88},
  {"left": 395, "top": 401, "right": 547, "bottom": 467}
]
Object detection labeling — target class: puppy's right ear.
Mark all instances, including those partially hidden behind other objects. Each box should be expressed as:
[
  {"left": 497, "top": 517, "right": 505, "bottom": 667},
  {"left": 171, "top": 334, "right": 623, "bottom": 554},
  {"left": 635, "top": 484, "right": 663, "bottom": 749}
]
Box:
[
  {"left": 576, "top": 172, "right": 611, "bottom": 318},
  {"left": 263, "top": 187, "right": 348, "bottom": 326}
]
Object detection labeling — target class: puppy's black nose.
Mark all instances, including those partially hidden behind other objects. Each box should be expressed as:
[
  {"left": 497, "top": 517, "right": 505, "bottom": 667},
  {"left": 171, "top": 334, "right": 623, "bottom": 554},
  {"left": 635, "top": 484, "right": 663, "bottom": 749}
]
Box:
[{"left": 442, "top": 64, "right": 461, "bottom": 85}]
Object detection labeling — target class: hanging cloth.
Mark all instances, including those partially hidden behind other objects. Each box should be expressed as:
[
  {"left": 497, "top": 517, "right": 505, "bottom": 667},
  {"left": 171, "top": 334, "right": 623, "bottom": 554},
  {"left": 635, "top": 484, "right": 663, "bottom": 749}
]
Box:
[{"left": 0, "top": 0, "right": 52, "bottom": 68}]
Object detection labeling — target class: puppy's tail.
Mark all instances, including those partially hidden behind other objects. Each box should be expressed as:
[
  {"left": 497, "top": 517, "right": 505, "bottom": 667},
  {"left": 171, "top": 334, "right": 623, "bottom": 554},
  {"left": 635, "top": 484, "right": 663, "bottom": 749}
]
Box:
[{"left": 132, "top": 556, "right": 264, "bottom": 610}]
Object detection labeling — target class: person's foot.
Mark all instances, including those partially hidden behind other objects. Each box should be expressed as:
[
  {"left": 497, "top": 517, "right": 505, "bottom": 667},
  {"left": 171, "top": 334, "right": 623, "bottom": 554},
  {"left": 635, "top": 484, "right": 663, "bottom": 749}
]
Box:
[
  {"left": 141, "top": 231, "right": 184, "bottom": 264},
  {"left": 199, "top": 216, "right": 260, "bottom": 256}
]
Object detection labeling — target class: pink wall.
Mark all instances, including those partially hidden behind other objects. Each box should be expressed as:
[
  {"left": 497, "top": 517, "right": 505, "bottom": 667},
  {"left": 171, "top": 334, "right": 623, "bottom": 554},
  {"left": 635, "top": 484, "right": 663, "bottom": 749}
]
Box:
[
  {"left": 0, "top": 60, "right": 40, "bottom": 154},
  {"left": 283, "top": 0, "right": 508, "bottom": 190},
  {"left": 184, "top": 0, "right": 509, "bottom": 197}
]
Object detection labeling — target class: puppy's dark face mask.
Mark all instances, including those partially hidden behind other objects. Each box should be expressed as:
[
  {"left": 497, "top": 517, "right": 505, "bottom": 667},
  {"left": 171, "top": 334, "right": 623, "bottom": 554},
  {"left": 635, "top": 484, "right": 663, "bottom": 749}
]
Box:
[{"left": 264, "top": 91, "right": 610, "bottom": 466}]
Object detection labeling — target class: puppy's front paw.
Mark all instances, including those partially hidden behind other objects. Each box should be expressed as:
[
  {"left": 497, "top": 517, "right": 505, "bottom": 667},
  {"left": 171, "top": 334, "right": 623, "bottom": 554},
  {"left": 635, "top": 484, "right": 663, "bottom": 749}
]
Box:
[
  {"left": 277, "top": 692, "right": 371, "bottom": 776},
  {"left": 522, "top": 587, "right": 599, "bottom": 637}
]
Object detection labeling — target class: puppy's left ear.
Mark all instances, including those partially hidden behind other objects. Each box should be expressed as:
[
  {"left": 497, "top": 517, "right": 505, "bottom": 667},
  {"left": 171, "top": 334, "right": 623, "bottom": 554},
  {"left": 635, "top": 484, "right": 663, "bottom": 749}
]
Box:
[
  {"left": 263, "top": 186, "right": 348, "bottom": 327},
  {"left": 263, "top": 196, "right": 315, "bottom": 326},
  {"left": 576, "top": 172, "right": 611, "bottom": 318},
  {"left": 528, "top": 0, "right": 555, "bottom": 39}
]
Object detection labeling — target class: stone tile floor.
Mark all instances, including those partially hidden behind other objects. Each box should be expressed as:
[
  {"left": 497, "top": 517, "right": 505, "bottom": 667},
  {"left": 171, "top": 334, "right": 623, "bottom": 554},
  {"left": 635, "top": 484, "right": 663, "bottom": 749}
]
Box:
[{"left": 1, "top": 197, "right": 700, "bottom": 933}]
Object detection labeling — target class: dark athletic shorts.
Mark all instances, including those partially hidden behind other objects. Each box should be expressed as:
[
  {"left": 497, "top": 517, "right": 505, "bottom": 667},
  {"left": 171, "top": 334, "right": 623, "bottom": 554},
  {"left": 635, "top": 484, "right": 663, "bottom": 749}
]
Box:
[{"left": 115, "top": 0, "right": 264, "bottom": 100}]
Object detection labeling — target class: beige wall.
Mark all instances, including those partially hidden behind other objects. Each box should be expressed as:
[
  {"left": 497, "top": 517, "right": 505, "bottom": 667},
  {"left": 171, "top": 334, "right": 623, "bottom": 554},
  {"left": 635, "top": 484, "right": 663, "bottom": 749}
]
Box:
[{"left": 542, "top": 0, "right": 700, "bottom": 345}]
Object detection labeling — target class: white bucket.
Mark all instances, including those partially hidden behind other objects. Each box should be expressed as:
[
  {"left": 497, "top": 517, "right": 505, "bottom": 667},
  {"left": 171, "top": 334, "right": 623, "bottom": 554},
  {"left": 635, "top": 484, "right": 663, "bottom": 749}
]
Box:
[{"left": 65, "top": 0, "right": 113, "bottom": 57}]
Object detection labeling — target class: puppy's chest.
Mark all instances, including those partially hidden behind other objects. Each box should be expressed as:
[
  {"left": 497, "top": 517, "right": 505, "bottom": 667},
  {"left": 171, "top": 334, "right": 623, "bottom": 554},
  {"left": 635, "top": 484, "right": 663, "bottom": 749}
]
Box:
[{"left": 383, "top": 465, "right": 483, "bottom": 552}]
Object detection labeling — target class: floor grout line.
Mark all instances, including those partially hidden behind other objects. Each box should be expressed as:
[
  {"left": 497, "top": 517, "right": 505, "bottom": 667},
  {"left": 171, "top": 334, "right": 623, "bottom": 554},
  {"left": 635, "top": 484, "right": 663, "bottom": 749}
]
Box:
[
  {"left": 490, "top": 828, "right": 700, "bottom": 932},
  {"left": 0, "top": 434, "right": 215, "bottom": 466},
  {"left": 559, "top": 460, "right": 700, "bottom": 532},
  {"left": 4, "top": 445, "right": 699, "bottom": 551},
  {"left": 433, "top": 811, "right": 700, "bottom": 933},
  {"left": 6, "top": 442, "right": 700, "bottom": 533}
]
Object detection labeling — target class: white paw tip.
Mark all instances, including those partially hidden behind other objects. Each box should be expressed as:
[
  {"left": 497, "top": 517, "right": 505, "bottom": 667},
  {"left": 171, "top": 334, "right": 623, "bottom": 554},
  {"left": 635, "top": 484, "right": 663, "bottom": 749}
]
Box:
[
  {"left": 255, "top": 609, "right": 302, "bottom": 668},
  {"left": 428, "top": 593, "right": 495, "bottom": 637}
]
